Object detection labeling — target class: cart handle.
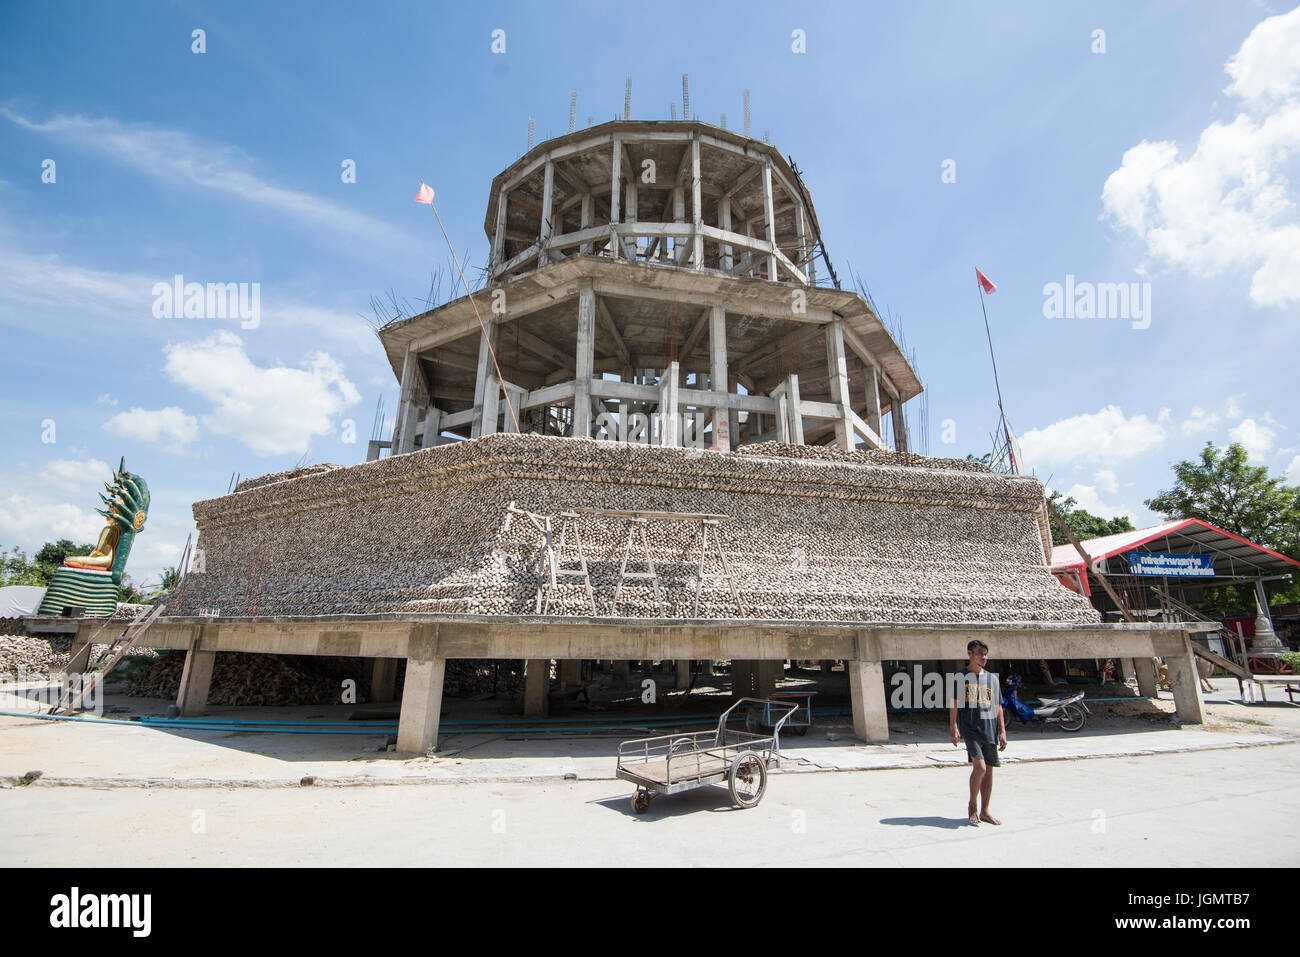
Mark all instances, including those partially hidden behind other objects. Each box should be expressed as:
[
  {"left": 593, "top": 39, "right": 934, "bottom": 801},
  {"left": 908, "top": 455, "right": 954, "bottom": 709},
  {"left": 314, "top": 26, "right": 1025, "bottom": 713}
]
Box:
[{"left": 719, "top": 697, "right": 800, "bottom": 738}]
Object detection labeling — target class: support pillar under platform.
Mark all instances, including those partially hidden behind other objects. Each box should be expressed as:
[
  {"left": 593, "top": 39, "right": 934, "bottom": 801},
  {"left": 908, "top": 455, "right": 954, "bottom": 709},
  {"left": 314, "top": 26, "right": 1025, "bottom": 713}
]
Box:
[
  {"left": 396, "top": 656, "right": 446, "bottom": 754},
  {"left": 525, "top": 658, "right": 550, "bottom": 717},
  {"left": 369, "top": 658, "right": 397, "bottom": 703},
  {"left": 1162, "top": 643, "right": 1205, "bottom": 724},
  {"left": 1135, "top": 658, "right": 1160, "bottom": 699},
  {"left": 613, "top": 660, "right": 631, "bottom": 685},
  {"left": 175, "top": 644, "right": 217, "bottom": 717},
  {"left": 675, "top": 659, "right": 691, "bottom": 690},
  {"left": 731, "top": 659, "right": 780, "bottom": 699},
  {"left": 847, "top": 659, "right": 889, "bottom": 743}
]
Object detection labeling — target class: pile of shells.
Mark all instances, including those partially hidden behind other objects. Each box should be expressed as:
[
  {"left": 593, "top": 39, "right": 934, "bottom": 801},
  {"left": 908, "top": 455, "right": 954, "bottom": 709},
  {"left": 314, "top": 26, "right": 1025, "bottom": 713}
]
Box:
[
  {"left": 171, "top": 432, "right": 1099, "bottom": 624},
  {"left": 125, "top": 652, "right": 346, "bottom": 706}
]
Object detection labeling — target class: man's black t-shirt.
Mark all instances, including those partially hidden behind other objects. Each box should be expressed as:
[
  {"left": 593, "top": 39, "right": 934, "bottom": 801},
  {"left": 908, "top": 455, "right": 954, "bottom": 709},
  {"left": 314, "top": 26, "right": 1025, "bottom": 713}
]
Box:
[{"left": 954, "top": 666, "right": 1001, "bottom": 743}]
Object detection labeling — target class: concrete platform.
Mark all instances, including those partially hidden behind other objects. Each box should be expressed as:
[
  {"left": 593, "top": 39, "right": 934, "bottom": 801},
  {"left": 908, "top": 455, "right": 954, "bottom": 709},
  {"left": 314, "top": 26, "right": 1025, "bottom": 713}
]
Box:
[
  {"left": 41, "top": 613, "right": 1221, "bottom": 754},
  {"left": 1, "top": 680, "right": 1292, "bottom": 790}
]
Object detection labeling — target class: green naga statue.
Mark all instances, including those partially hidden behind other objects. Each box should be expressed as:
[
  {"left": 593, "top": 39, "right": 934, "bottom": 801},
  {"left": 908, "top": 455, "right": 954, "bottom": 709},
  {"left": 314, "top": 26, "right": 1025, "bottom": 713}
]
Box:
[{"left": 38, "top": 458, "right": 151, "bottom": 617}]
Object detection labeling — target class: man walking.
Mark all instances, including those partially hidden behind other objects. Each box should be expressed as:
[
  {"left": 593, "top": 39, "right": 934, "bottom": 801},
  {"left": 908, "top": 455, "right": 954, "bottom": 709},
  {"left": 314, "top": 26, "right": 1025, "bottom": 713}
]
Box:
[{"left": 948, "top": 639, "right": 1006, "bottom": 826}]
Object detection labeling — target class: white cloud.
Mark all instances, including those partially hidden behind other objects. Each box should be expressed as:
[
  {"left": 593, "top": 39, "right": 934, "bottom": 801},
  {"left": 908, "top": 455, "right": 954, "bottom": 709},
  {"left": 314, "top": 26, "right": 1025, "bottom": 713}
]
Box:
[
  {"left": 1285, "top": 454, "right": 1300, "bottom": 485},
  {"left": 163, "top": 331, "right": 360, "bottom": 457},
  {"left": 103, "top": 406, "right": 199, "bottom": 453},
  {"left": 95, "top": 393, "right": 118, "bottom": 408},
  {"left": 0, "top": 493, "right": 104, "bottom": 549},
  {"left": 1062, "top": 482, "right": 1138, "bottom": 521},
  {"left": 1020, "top": 405, "right": 1168, "bottom": 468},
  {"left": 1101, "top": 6, "right": 1300, "bottom": 308},
  {"left": 1228, "top": 416, "right": 1277, "bottom": 460},
  {"left": 1226, "top": 6, "right": 1300, "bottom": 104},
  {"left": 1, "top": 108, "right": 412, "bottom": 252},
  {"left": 1181, "top": 405, "right": 1221, "bottom": 435},
  {"left": 1226, "top": 394, "right": 1245, "bottom": 419},
  {"left": 38, "top": 458, "right": 113, "bottom": 494},
  {"left": 0, "top": 239, "right": 380, "bottom": 355},
  {"left": 1093, "top": 469, "right": 1119, "bottom": 495}
]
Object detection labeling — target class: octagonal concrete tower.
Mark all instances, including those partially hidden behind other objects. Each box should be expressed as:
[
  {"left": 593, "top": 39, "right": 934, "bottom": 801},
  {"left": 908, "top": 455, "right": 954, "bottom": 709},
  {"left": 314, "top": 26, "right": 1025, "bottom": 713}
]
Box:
[{"left": 376, "top": 120, "right": 922, "bottom": 455}]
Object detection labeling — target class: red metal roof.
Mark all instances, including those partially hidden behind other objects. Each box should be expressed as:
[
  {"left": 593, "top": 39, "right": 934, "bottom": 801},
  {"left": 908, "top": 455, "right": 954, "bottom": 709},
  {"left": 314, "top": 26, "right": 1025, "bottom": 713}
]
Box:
[{"left": 1050, "top": 518, "right": 1300, "bottom": 579}]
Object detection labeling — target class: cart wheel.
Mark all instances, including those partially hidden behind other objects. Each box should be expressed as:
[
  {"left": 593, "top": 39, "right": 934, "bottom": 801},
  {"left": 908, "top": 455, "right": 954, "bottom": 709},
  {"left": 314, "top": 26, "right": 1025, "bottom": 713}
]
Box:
[
  {"left": 1058, "top": 703, "right": 1086, "bottom": 732},
  {"left": 728, "top": 753, "right": 767, "bottom": 808},
  {"left": 631, "top": 789, "right": 652, "bottom": 814}
]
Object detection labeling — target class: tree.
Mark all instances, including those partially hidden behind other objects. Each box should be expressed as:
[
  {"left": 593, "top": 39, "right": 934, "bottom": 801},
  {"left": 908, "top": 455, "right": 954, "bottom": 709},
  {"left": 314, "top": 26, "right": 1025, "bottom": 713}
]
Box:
[
  {"left": 1046, "top": 491, "right": 1136, "bottom": 546},
  {"left": 1145, "top": 442, "right": 1300, "bottom": 551},
  {"left": 1145, "top": 442, "right": 1300, "bottom": 608},
  {"left": 33, "top": 539, "right": 95, "bottom": 584},
  {"left": 0, "top": 546, "right": 45, "bottom": 587}
]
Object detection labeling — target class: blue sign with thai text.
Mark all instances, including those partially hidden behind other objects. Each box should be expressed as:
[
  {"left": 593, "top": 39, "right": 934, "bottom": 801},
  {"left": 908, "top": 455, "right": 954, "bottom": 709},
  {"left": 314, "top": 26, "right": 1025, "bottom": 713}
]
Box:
[{"left": 1125, "top": 551, "right": 1215, "bottom": 577}]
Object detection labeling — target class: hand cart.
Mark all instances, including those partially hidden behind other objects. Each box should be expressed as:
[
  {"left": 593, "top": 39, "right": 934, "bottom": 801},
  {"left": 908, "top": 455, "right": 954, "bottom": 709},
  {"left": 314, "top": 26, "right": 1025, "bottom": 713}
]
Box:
[
  {"left": 745, "top": 690, "right": 817, "bottom": 736},
  {"left": 616, "top": 697, "right": 798, "bottom": 813}
]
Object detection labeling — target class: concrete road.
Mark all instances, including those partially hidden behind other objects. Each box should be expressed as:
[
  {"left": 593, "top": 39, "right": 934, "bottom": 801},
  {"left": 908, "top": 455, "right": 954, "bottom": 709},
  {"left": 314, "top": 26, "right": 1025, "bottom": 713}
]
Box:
[{"left": 2, "top": 743, "right": 1296, "bottom": 866}]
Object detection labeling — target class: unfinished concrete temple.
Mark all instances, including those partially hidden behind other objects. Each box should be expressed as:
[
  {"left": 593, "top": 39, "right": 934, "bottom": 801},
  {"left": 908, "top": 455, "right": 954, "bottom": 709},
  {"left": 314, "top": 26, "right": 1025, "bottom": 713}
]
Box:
[
  {"left": 58, "top": 120, "right": 1215, "bottom": 754},
  {"left": 372, "top": 120, "right": 919, "bottom": 457}
]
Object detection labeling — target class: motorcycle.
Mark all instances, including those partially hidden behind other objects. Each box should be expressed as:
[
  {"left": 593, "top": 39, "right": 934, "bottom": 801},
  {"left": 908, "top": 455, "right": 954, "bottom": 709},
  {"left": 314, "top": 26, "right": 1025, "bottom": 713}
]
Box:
[{"left": 1002, "top": 674, "right": 1089, "bottom": 732}]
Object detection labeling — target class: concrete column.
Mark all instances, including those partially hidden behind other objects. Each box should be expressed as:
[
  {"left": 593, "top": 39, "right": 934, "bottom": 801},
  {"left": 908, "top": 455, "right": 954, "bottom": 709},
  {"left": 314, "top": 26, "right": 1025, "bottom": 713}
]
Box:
[
  {"left": 573, "top": 284, "right": 595, "bottom": 438},
  {"left": 370, "top": 658, "right": 397, "bottom": 703},
  {"left": 658, "top": 361, "right": 680, "bottom": 446},
  {"left": 491, "top": 188, "right": 508, "bottom": 274},
  {"left": 1164, "top": 640, "right": 1205, "bottom": 724},
  {"left": 732, "top": 660, "right": 778, "bottom": 699},
  {"left": 524, "top": 658, "right": 550, "bottom": 717},
  {"left": 420, "top": 406, "right": 443, "bottom": 448},
  {"left": 1120, "top": 658, "right": 1137, "bottom": 683},
  {"left": 890, "top": 399, "right": 909, "bottom": 453},
  {"left": 718, "top": 197, "right": 733, "bottom": 271},
  {"left": 783, "top": 374, "right": 804, "bottom": 444},
  {"left": 395, "top": 656, "right": 446, "bottom": 754},
  {"left": 709, "top": 303, "right": 729, "bottom": 450},
  {"left": 847, "top": 659, "right": 889, "bottom": 743},
  {"left": 175, "top": 642, "right": 216, "bottom": 717},
  {"left": 691, "top": 134, "right": 703, "bottom": 270},
  {"left": 613, "top": 660, "right": 631, "bottom": 685},
  {"left": 1135, "top": 658, "right": 1160, "bottom": 699},
  {"left": 560, "top": 659, "right": 581, "bottom": 688},
  {"left": 609, "top": 136, "right": 622, "bottom": 259},
  {"left": 471, "top": 324, "right": 498, "bottom": 438},
  {"left": 579, "top": 192, "right": 593, "bottom": 255},
  {"left": 864, "top": 365, "right": 883, "bottom": 441},
  {"left": 825, "top": 319, "right": 855, "bottom": 450},
  {"left": 537, "top": 158, "right": 554, "bottom": 267},
  {"left": 675, "top": 660, "right": 691, "bottom": 690},
  {"left": 762, "top": 157, "right": 777, "bottom": 280},
  {"left": 65, "top": 632, "right": 95, "bottom": 676},
  {"left": 393, "top": 350, "right": 422, "bottom": 453}
]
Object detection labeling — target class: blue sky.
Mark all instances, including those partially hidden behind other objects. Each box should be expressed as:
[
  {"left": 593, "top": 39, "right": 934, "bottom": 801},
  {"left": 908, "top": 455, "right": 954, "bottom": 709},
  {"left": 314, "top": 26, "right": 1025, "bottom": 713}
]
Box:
[{"left": 2, "top": 0, "right": 1298, "bottom": 586}]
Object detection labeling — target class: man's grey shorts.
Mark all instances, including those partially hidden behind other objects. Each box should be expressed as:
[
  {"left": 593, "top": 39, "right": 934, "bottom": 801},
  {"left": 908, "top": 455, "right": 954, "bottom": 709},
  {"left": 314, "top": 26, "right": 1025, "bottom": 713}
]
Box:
[{"left": 964, "top": 734, "right": 1001, "bottom": 767}]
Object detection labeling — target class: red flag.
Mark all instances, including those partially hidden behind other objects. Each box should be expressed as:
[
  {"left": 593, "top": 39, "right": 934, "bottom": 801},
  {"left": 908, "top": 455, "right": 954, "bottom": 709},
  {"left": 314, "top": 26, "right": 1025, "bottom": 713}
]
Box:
[
  {"left": 975, "top": 267, "right": 996, "bottom": 294},
  {"left": 414, "top": 181, "right": 434, "bottom": 205}
]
